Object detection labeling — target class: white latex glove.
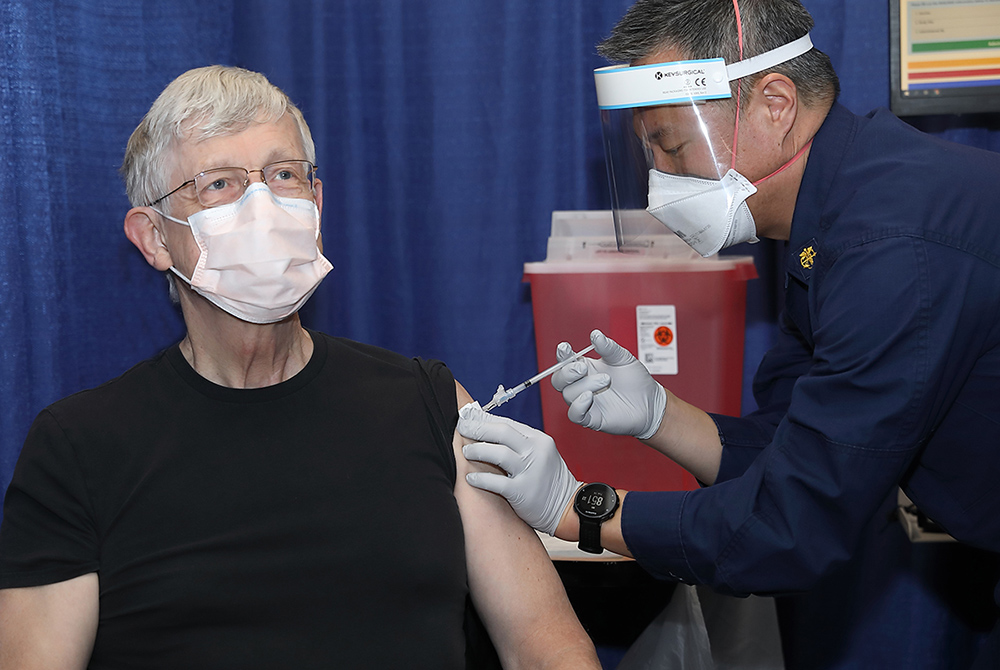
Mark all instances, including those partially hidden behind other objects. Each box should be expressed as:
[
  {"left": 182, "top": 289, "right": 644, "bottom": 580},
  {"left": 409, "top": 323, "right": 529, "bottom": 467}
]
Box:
[
  {"left": 457, "top": 403, "right": 582, "bottom": 536},
  {"left": 550, "top": 329, "right": 667, "bottom": 440}
]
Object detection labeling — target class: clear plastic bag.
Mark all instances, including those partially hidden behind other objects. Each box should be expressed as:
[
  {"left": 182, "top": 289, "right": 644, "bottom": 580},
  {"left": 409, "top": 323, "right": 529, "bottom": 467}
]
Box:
[{"left": 617, "top": 586, "right": 784, "bottom": 670}]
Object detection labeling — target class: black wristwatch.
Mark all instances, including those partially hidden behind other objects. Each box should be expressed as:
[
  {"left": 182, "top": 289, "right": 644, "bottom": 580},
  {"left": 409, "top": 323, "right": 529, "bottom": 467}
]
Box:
[{"left": 573, "top": 483, "right": 620, "bottom": 554}]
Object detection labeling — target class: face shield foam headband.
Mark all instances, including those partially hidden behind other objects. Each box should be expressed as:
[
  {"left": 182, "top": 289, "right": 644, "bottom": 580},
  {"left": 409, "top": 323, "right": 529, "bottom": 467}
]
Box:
[{"left": 594, "top": 32, "right": 814, "bottom": 255}]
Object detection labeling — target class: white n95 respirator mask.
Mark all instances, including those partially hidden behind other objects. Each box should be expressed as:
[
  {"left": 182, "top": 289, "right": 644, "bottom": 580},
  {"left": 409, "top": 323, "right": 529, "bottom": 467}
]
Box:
[
  {"left": 646, "top": 168, "right": 758, "bottom": 258},
  {"left": 155, "top": 182, "right": 333, "bottom": 324}
]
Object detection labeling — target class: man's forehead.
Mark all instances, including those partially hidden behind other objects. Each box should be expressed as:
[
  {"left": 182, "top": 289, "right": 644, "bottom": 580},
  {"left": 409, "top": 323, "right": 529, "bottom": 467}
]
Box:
[
  {"left": 178, "top": 112, "right": 295, "bottom": 147},
  {"left": 634, "top": 106, "right": 685, "bottom": 138},
  {"left": 633, "top": 103, "right": 720, "bottom": 135},
  {"left": 173, "top": 115, "right": 302, "bottom": 171}
]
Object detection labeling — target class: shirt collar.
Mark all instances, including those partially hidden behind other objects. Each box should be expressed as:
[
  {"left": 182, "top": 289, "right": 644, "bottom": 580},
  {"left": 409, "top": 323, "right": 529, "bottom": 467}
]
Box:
[{"left": 786, "top": 102, "right": 859, "bottom": 282}]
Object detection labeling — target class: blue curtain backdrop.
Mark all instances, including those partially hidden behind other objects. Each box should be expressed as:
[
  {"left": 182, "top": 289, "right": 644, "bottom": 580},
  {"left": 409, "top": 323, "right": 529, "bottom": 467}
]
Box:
[{"left": 1, "top": 1, "right": 997, "bottom": 667}]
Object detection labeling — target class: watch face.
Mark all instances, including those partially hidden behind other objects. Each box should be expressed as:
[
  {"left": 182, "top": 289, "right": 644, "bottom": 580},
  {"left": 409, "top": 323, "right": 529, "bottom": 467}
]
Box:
[{"left": 575, "top": 484, "right": 618, "bottom": 520}]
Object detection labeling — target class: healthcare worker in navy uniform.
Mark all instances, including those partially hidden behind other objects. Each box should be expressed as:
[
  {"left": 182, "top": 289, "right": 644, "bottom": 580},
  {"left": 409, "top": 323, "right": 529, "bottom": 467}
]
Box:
[{"left": 458, "top": 0, "right": 1000, "bottom": 667}]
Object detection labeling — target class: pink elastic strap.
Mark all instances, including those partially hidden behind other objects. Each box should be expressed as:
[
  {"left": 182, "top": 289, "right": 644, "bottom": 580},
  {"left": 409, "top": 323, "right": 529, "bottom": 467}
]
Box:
[
  {"left": 752, "top": 139, "right": 814, "bottom": 186},
  {"left": 730, "top": 0, "right": 744, "bottom": 171}
]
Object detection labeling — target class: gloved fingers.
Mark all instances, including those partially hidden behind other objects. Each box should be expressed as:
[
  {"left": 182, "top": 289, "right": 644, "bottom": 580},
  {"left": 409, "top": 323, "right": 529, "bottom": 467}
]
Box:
[
  {"left": 559, "top": 373, "right": 611, "bottom": 404},
  {"left": 460, "top": 400, "right": 537, "bottom": 428},
  {"left": 458, "top": 403, "right": 531, "bottom": 440},
  {"left": 591, "top": 329, "right": 637, "bottom": 367},
  {"left": 465, "top": 471, "right": 520, "bottom": 500},
  {"left": 555, "top": 341, "right": 575, "bottom": 363},
  {"left": 551, "top": 359, "right": 590, "bottom": 392},
  {"left": 462, "top": 442, "right": 525, "bottom": 476},
  {"left": 566, "top": 390, "right": 597, "bottom": 427},
  {"left": 459, "top": 411, "right": 545, "bottom": 456}
]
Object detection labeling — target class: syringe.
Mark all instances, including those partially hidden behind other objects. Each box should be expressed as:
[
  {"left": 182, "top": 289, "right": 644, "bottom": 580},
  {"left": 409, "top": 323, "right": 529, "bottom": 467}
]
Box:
[{"left": 482, "top": 344, "right": 597, "bottom": 412}]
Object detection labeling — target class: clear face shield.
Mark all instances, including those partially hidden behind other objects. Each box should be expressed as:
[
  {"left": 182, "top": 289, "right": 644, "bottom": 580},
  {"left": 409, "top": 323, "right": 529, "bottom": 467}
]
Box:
[{"left": 595, "top": 33, "right": 814, "bottom": 256}]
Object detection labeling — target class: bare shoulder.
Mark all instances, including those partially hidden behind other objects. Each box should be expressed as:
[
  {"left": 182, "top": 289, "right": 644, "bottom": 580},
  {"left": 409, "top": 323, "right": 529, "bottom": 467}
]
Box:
[
  {"left": 454, "top": 379, "right": 475, "bottom": 430},
  {"left": 449, "top": 382, "right": 601, "bottom": 668},
  {"left": 452, "top": 380, "right": 502, "bottom": 479},
  {"left": 450, "top": 377, "right": 539, "bottom": 555}
]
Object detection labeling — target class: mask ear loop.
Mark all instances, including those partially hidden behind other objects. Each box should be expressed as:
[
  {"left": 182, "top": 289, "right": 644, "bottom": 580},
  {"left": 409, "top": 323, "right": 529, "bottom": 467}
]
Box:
[
  {"left": 751, "top": 138, "right": 813, "bottom": 186},
  {"left": 729, "top": 0, "right": 811, "bottom": 186},
  {"left": 730, "top": 0, "right": 744, "bottom": 172}
]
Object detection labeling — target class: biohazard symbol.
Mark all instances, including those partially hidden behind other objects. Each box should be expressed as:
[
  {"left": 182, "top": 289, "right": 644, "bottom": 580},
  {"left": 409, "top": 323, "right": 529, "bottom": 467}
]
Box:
[
  {"left": 654, "top": 326, "right": 674, "bottom": 346},
  {"left": 799, "top": 245, "right": 817, "bottom": 269}
]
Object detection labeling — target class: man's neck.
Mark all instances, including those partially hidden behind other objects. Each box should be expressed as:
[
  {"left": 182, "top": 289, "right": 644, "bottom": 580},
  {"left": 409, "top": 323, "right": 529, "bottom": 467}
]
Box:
[
  {"left": 178, "top": 297, "right": 314, "bottom": 388},
  {"left": 750, "top": 100, "right": 833, "bottom": 241}
]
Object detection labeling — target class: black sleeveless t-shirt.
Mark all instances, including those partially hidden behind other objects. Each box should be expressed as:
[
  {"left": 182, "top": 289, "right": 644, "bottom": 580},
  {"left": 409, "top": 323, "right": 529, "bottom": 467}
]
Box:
[{"left": 0, "top": 332, "right": 468, "bottom": 668}]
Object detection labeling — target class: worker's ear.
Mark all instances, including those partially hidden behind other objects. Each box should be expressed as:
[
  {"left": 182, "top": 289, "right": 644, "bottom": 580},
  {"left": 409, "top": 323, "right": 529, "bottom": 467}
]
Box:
[
  {"left": 124, "top": 207, "right": 173, "bottom": 271},
  {"left": 750, "top": 72, "right": 798, "bottom": 143}
]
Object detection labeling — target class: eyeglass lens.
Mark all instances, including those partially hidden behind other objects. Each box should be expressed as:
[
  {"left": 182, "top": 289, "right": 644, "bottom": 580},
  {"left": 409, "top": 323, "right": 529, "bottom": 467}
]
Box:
[{"left": 194, "top": 160, "right": 315, "bottom": 207}]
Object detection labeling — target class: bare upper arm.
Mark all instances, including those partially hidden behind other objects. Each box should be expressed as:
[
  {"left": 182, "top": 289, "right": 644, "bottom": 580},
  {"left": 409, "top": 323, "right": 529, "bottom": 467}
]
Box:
[
  {"left": 452, "top": 382, "right": 599, "bottom": 669},
  {"left": 0, "top": 573, "right": 99, "bottom": 670}
]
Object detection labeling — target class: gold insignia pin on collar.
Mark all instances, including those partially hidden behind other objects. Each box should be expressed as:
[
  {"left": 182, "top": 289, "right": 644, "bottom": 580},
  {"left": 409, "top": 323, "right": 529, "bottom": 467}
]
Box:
[{"left": 799, "top": 245, "right": 816, "bottom": 270}]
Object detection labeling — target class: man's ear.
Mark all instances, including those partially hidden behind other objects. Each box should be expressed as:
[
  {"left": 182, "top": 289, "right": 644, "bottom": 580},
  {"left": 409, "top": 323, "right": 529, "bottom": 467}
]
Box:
[
  {"left": 124, "top": 207, "right": 173, "bottom": 271},
  {"left": 313, "top": 177, "right": 323, "bottom": 220},
  {"left": 753, "top": 72, "right": 798, "bottom": 141}
]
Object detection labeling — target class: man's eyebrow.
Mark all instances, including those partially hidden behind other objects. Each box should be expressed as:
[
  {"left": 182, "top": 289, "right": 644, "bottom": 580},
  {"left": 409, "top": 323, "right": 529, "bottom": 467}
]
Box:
[
  {"left": 263, "top": 149, "right": 304, "bottom": 164},
  {"left": 641, "top": 122, "right": 677, "bottom": 143},
  {"left": 646, "top": 126, "right": 667, "bottom": 142},
  {"left": 194, "top": 148, "right": 306, "bottom": 173}
]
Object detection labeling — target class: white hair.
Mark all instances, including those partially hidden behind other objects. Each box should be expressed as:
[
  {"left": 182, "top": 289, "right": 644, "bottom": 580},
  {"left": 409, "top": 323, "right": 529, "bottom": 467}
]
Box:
[{"left": 121, "top": 65, "right": 316, "bottom": 213}]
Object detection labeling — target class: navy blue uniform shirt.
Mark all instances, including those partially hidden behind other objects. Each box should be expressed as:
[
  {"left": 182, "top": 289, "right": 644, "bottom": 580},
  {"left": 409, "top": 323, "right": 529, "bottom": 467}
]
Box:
[{"left": 622, "top": 103, "right": 1000, "bottom": 600}]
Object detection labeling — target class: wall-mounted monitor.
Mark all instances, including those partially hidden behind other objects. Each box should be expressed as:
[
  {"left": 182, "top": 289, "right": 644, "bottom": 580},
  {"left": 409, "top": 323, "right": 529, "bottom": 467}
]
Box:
[{"left": 891, "top": 0, "right": 1000, "bottom": 116}]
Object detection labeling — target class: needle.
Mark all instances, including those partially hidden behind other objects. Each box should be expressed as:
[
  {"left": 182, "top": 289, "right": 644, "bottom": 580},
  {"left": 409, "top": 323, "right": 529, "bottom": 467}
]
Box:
[{"left": 482, "top": 344, "right": 597, "bottom": 412}]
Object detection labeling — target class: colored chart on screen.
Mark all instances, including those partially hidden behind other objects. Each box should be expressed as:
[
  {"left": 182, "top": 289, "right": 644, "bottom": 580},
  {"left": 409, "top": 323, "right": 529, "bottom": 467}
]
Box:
[{"left": 900, "top": 1, "right": 1000, "bottom": 93}]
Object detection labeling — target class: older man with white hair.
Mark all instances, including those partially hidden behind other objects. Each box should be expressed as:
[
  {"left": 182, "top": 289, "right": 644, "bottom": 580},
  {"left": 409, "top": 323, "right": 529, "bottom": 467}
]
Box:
[{"left": 0, "top": 65, "right": 600, "bottom": 670}]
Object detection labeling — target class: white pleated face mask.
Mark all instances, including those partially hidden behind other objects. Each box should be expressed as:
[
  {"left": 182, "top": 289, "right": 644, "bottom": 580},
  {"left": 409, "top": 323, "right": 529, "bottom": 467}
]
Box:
[
  {"left": 646, "top": 168, "right": 759, "bottom": 258},
  {"left": 155, "top": 182, "right": 333, "bottom": 324}
]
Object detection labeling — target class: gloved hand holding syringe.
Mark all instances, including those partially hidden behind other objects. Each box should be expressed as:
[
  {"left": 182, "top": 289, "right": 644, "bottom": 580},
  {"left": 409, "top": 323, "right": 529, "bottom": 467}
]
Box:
[{"left": 482, "top": 344, "right": 596, "bottom": 412}]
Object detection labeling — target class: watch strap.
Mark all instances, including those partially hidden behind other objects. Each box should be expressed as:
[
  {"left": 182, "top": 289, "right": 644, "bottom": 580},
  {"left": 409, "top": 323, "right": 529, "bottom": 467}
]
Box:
[{"left": 578, "top": 518, "right": 604, "bottom": 554}]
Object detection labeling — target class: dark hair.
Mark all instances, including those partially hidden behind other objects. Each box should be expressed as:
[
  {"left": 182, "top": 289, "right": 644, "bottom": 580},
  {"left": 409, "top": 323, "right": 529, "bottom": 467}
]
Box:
[{"left": 598, "top": 0, "right": 839, "bottom": 108}]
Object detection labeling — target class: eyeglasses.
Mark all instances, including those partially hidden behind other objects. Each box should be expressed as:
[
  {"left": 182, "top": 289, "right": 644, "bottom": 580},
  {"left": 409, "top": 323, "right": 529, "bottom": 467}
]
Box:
[{"left": 147, "top": 160, "right": 318, "bottom": 208}]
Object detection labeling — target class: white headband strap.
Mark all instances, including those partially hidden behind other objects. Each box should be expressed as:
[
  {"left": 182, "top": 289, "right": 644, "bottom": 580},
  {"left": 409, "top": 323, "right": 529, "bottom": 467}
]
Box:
[
  {"left": 594, "top": 32, "right": 815, "bottom": 110},
  {"left": 726, "top": 33, "right": 814, "bottom": 81}
]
